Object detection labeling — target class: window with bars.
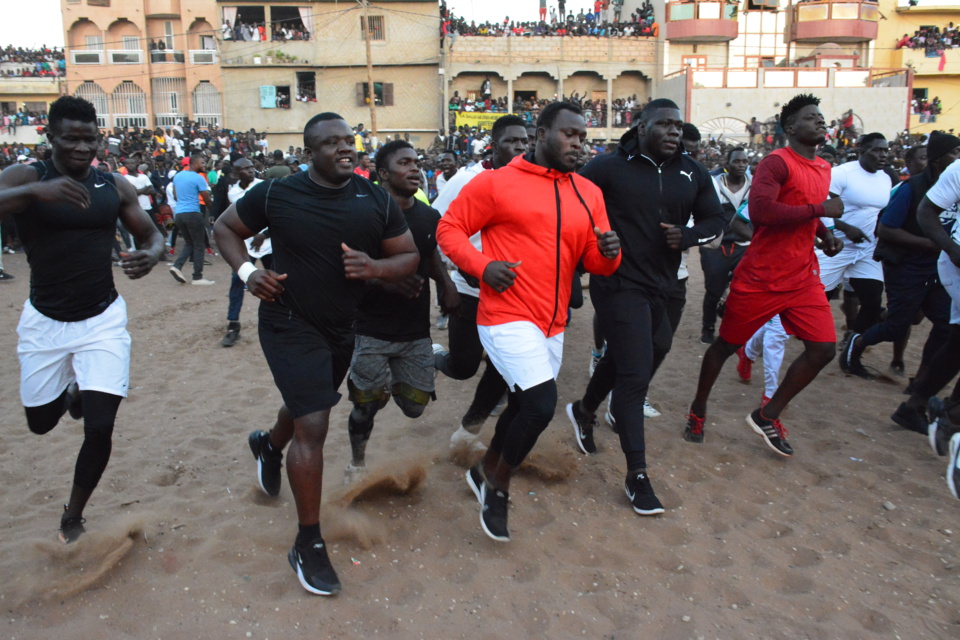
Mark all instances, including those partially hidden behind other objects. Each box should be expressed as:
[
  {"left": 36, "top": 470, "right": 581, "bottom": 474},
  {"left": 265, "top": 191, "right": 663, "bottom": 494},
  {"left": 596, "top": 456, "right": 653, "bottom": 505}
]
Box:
[
  {"left": 75, "top": 81, "right": 109, "bottom": 128},
  {"left": 356, "top": 82, "right": 394, "bottom": 107},
  {"left": 193, "top": 81, "right": 222, "bottom": 127},
  {"left": 360, "top": 16, "right": 385, "bottom": 41}
]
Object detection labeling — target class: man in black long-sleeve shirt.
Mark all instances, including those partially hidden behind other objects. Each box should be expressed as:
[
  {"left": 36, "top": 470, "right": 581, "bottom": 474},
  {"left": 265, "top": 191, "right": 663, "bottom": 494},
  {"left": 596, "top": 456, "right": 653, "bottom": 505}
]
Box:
[{"left": 565, "top": 98, "right": 725, "bottom": 515}]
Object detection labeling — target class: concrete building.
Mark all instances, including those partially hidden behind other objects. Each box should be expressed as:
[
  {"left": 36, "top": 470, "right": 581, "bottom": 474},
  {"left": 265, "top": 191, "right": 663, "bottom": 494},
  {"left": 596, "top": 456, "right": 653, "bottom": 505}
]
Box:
[
  {"left": 875, "top": 0, "right": 960, "bottom": 134},
  {"left": 659, "top": 0, "right": 911, "bottom": 141},
  {"left": 444, "top": 34, "right": 656, "bottom": 140},
  {"left": 217, "top": 0, "right": 441, "bottom": 149},
  {"left": 61, "top": 0, "right": 223, "bottom": 130}
]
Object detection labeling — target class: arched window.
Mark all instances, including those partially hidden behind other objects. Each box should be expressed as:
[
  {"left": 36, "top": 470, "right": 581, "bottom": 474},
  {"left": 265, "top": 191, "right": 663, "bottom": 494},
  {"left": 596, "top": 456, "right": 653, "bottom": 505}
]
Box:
[
  {"left": 110, "top": 81, "right": 147, "bottom": 128},
  {"left": 74, "top": 81, "right": 109, "bottom": 128},
  {"left": 192, "top": 82, "right": 222, "bottom": 127}
]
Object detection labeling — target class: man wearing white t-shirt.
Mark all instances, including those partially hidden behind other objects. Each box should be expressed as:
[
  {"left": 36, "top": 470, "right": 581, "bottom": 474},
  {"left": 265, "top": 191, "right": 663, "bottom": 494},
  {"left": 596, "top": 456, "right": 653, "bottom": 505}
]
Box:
[
  {"left": 914, "top": 160, "right": 960, "bottom": 499},
  {"left": 821, "top": 133, "right": 892, "bottom": 378},
  {"left": 123, "top": 157, "right": 156, "bottom": 248},
  {"left": 221, "top": 158, "right": 266, "bottom": 346}
]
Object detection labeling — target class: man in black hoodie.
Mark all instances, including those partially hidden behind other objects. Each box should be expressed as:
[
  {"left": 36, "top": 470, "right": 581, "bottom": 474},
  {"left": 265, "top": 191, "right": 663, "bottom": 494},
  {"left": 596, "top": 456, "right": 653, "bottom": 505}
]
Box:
[{"left": 565, "top": 98, "right": 725, "bottom": 515}]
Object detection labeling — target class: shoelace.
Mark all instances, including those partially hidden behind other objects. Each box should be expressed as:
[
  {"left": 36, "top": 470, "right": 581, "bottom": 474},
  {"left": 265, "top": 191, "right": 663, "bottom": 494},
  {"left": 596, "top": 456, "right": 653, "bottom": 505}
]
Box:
[
  {"left": 686, "top": 413, "right": 704, "bottom": 435},
  {"left": 771, "top": 418, "right": 789, "bottom": 440}
]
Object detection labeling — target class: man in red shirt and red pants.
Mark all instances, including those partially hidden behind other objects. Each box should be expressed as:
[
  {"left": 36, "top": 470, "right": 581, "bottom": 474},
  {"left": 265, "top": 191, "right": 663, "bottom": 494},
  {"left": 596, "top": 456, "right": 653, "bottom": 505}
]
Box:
[{"left": 685, "top": 94, "right": 845, "bottom": 456}]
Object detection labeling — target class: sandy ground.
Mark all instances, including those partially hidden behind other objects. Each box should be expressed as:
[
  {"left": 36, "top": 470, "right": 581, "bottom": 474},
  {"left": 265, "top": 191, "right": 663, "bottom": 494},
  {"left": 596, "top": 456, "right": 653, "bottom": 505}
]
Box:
[{"left": 0, "top": 248, "right": 958, "bottom": 640}]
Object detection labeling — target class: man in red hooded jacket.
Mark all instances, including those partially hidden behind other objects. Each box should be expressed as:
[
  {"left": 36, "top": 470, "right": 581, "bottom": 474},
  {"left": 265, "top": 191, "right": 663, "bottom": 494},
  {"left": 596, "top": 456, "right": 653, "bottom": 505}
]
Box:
[{"left": 438, "top": 102, "right": 621, "bottom": 542}]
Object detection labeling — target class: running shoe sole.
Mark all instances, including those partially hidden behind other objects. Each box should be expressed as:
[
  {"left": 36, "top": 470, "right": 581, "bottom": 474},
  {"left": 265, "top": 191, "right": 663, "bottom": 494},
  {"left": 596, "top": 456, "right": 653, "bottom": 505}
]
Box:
[
  {"left": 746, "top": 413, "right": 792, "bottom": 457},
  {"left": 948, "top": 432, "right": 960, "bottom": 500},
  {"left": 287, "top": 547, "right": 340, "bottom": 596},
  {"left": 169, "top": 266, "right": 187, "bottom": 283},
  {"left": 566, "top": 403, "right": 592, "bottom": 455},
  {"left": 466, "top": 466, "right": 483, "bottom": 504},
  {"left": 248, "top": 430, "right": 280, "bottom": 497},
  {"left": 929, "top": 397, "right": 944, "bottom": 456},
  {"left": 624, "top": 484, "right": 665, "bottom": 516}
]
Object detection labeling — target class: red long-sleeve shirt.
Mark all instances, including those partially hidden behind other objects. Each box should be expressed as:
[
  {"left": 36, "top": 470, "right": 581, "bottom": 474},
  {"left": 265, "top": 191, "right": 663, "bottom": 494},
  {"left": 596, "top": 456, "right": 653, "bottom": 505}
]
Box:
[
  {"left": 735, "top": 147, "right": 831, "bottom": 292},
  {"left": 437, "top": 155, "right": 620, "bottom": 337}
]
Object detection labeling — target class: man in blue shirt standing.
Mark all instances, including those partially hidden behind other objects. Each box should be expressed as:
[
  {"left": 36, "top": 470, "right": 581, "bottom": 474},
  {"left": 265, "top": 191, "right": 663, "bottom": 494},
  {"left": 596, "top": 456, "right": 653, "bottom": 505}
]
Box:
[{"left": 170, "top": 153, "right": 214, "bottom": 285}]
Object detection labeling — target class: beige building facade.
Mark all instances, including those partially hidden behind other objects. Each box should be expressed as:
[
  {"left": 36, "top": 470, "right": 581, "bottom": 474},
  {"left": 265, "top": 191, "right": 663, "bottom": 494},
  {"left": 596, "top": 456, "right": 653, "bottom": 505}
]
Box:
[
  {"left": 218, "top": 0, "right": 442, "bottom": 148},
  {"left": 61, "top": 0, "right": 223, "bottom": 130}
]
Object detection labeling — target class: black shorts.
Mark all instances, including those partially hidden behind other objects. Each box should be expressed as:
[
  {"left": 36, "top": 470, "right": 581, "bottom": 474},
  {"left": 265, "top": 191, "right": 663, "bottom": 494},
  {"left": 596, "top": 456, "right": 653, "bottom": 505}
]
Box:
[{"left": 258, "top": 303, "right": 353, "bottom": 419}]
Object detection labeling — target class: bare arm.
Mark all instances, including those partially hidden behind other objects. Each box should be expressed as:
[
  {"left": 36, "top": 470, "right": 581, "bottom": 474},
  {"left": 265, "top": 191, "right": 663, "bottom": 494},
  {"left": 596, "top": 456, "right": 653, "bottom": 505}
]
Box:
[
  {"left": 199, "top": 189, "right": 212, "bottom": 207},
  {"left": 342, "top": 230, "right": 419, "bottom": 282},
  {"left": 877, "top": 222, "right": 939, "bottom": 254},
  {"left": 429, "top": 248, "right": 460, "bottom": 314},
  {"left": 114, "top": 174, "right": 164, "bottom": 279},
  {"left": 213, "top": 204, "right": 287, "bottom": 302},
  {"left": 917, "top": 196, "right": 960, "bottom": 266},
  {"left": 0, "top": 163, "right": 90, "bottom": 221}
]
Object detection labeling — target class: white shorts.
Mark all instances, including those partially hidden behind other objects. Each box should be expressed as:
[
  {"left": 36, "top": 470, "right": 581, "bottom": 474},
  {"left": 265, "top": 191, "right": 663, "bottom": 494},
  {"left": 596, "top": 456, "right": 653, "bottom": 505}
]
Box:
[
  {"left": 816, "top": 242, "right": 883, "bottom": 290},
  {"left": 478, "top": 321, "right": 563, "bottom": 391},
  {"left": 938, "top": 252, "right": 960, "bottom": 325},
  {"left": 17, "top": 296, "right": 131, "bottom": 407}
]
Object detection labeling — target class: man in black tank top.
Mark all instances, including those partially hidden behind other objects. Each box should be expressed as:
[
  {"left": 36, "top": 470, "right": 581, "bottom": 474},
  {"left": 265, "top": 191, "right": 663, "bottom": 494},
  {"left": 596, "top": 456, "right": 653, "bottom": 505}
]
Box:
[{"left": 0, "top": 96, "right": 164, "bottom": 543}]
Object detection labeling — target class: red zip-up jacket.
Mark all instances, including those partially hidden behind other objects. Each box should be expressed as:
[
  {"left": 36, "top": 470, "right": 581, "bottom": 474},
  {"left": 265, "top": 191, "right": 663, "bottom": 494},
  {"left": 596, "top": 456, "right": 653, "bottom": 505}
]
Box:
[{"left": 437, "top": 154, "right": 621, "bottom": 338}]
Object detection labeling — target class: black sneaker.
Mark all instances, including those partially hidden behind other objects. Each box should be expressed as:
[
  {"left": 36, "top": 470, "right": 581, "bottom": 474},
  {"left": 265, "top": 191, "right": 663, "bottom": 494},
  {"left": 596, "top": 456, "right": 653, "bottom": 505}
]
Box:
[
  {"left": 221, "top": 326, "right": 240, "bottom": 347},
  {"left": 466, "top": 464, "right": 484, "bottom": 504},
  {"left": 746, "top": 409, "right": 794, "bottom": 457},
  {"left": 840, "top": 333, "right": 875, "bottom": 379},
  {"left": 928, "top": 397, "right": 953, "bottom": 456},
  {"left": 65, "top": 382, "right": 83, "bottom": 420},
  {"left": 0, "top": 269, "right": 14, "bottom": 281},
  {"left": 684, "top": 412, "right": 705, "bottom": 444},
  {"left": 566, "top": 401, "right": 596, "bottom": 454},
  {"left": 700, "top": 329, "right": 715, "bottom": 345},
  {"left": 948, "top": 433, "right": 960, "bottom": 500},
  {"left": 288, "top": 537, "right": 341, "bottom": 596},
  {"left": 248, "top": 430, "right": 282, "bottom": 497},
  {"left": 624, "top": 472, "right": 664, "bottom": 515},
  {"left": 480, "top": 483, "right": 510, "bottom": 542},
  {"left": 58, "top": 505, "right": 86, "bottom": 544},
  {"left": 891, "top": 402, "right": 928, "bottom": 435}
]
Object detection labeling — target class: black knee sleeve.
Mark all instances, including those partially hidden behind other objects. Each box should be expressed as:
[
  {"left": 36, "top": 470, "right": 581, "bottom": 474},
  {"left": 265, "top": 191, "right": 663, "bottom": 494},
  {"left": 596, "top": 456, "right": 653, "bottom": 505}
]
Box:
[
  {"left": 72, "top": 392, "right": 121, "bottom": 490},
  {"left": 498, "top": 380, "right": 558, "bottom": 468},
  {"left": 24, "top": 389, "right": 70, "bottom": 435}
]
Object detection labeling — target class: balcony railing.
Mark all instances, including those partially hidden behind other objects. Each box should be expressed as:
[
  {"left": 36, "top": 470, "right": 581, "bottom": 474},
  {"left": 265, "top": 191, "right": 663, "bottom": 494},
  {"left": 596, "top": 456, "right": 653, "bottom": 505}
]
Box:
[
  {"left": 665, "top": 1, "right": 739, "bottom": 42},
  {"left": 71, "top": 50, "right": 104, "bottom": 65},
  {"left": 667, "top": 66, "right": 908, "bottom": 90},
  {"left": 189, "top": 49, "right": 218, "bottom": 64},
  {"left": 789, "top": 0, "right": 879, "bottom": 43},
  {"left": 149, "top": 50, "right": 185, "bottom": 64},
  {"left": 108, "top": 50, "right": 144, "bottom": 65}
]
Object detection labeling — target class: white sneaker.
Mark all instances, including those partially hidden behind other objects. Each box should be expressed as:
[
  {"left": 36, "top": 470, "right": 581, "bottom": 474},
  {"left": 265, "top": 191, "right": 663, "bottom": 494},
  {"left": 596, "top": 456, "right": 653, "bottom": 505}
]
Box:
[
  {"left": 450, "top": 424, "right": 486, "bottom": 453},
  {"left": 589, "top": 346, "right": 605, "bottom": 376},
  {"left": 343, "top": 461, "right": 367, "bottom": 485},
  {"left": 432, "top": 343, "right": 446, "bottom": 355},
  {"left": 643, "top": 398, "right": 661, "bottom": 418},
  {"left": 436, "top": 315, "right": 448, "bottom": 330},
  {"left": 169, "top": 266, "right": 187, "bottom": 283},
  {"left": 191, "top": 278, "right": 216, "bottom": 286}
]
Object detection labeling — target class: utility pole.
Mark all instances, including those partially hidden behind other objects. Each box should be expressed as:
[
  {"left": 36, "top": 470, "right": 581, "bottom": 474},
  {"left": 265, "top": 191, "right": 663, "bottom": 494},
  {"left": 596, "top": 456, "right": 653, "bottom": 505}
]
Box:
[{"left": 361, "top": 0, "right": 378, "bottom": 137}]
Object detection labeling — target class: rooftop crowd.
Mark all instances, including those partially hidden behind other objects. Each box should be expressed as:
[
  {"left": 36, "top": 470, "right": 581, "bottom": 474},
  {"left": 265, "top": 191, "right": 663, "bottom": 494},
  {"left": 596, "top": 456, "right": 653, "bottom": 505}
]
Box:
[
  {"left": 896, "top": 23, "right": 960, "bottom": 54},
  {"left": 441, "top": 0, "right": 658, "bottom": 40},
  {"left": 0, "top": 45, "right": 65, "bottom": 78}
]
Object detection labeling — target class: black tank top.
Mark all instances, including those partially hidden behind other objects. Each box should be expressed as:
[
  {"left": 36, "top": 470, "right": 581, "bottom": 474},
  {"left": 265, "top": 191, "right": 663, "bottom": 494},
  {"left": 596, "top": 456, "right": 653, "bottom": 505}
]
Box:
[{"left": 18, "top": 160, "right": 121, "bottom": 322}]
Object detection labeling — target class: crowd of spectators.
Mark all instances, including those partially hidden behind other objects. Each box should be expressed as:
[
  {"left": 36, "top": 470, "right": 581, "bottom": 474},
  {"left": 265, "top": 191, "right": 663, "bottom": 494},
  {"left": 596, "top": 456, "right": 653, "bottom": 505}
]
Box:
[
  {"left": 0, "top": 45, "right": 65, "bottom": 78},
  {"left": 896, "top": 23, "right": 960, "bottom": 55},
  {"left": 441, "top": 0, "right": 657, "bottom": 41},
  {"left": 912, "top": 95, "right": 942, "bottom": 117},
  {"left": 221, "top": 20, "right": 311, "bottom": 42},
  {"left": 448, "top": 89, "right": 646, "bottom": 128}
]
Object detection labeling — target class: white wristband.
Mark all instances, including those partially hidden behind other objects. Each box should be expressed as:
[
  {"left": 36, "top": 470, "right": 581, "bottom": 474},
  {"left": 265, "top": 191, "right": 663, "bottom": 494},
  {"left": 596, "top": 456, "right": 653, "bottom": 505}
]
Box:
[{"left": 237, "top": 262, "right": 258, "bottom": 283}]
